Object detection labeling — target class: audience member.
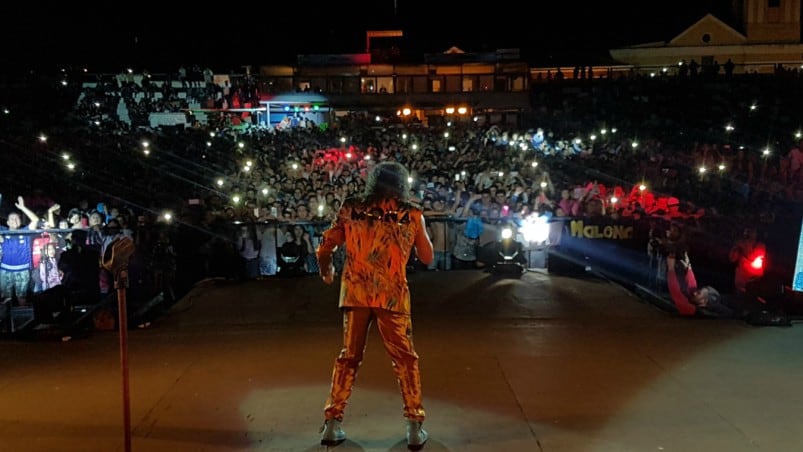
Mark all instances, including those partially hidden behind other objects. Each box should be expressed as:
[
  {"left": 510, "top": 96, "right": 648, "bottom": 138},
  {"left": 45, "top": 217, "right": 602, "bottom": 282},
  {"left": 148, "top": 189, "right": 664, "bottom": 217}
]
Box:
[{"left": 1, "top": 197, "right": 41, "bottom": 307}]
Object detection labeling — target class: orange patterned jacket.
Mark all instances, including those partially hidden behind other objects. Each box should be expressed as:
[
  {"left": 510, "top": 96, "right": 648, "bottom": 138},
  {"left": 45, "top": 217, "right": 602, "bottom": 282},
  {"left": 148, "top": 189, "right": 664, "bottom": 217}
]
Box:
[{"left": 316, "top": 197, "right": 426, "bottom": 314}]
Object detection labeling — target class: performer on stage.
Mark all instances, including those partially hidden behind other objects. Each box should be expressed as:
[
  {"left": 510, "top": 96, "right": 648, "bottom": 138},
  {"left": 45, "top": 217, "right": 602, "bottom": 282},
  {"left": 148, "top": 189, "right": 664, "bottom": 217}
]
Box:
[{"left": 316, "top": 161, "right": 434, "bottom": 450}]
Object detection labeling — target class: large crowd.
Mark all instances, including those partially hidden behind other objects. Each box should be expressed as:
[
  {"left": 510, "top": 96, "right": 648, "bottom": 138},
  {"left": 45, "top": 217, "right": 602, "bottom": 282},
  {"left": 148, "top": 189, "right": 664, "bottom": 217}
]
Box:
[{"left": 2, "top": 66, "right": 803, "bottom": 333}]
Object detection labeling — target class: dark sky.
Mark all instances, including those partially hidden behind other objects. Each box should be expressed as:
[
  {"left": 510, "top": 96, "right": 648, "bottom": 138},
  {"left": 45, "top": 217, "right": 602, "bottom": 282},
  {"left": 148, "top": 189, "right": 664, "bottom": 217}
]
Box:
[{"left": 1, "top": 1, "right": 734, "bottom": 73}]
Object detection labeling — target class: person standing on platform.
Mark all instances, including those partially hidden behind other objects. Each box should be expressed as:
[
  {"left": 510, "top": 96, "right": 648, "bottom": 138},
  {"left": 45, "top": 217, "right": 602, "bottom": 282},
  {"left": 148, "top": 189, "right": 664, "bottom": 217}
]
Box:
[
  {"left": 1, "top": 196, "right": 40, "bottom": 308},
  {"left": 316, "top": 161, "right": 434, "bottom": 450}
]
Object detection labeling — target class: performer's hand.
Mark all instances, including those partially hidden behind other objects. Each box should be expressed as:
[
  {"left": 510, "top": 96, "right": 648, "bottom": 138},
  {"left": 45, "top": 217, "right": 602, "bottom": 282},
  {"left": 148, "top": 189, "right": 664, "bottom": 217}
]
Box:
[{"left": 320, "top": 263, "right": 335, "bottom": 285}]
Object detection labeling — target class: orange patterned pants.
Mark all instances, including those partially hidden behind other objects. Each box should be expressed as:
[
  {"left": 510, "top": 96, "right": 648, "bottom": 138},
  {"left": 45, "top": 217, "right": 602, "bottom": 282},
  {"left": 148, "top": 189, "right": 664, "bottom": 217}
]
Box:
[{"left": 324, "top": 307, "right": 425, "bottom": 422}]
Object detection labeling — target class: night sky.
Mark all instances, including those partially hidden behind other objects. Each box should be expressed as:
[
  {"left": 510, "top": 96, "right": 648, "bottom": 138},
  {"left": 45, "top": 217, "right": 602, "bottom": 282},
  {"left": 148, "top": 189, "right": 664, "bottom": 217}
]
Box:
[{"left": 1, "top": 1, "right": 734, "bottom": 73}]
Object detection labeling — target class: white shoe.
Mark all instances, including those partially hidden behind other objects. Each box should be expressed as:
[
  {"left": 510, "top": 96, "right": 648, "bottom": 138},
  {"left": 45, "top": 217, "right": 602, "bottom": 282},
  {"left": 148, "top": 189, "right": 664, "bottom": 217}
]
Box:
[
  {"left": 406, "top": 419, "right": 428, "bottom": 450},
  {"left": 320, "top": 418, "right": 346, "bottom": 445}
]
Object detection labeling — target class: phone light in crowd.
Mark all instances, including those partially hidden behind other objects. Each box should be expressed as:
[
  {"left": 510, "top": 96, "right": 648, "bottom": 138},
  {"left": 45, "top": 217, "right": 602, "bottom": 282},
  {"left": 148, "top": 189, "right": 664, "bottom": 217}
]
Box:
[
  {"left": 750, "top": 254, "right": 765, "bottom": 271},
  {"left": 763, "top": 148, "right": 771, "bottom": 156},
  {"left": 795, "top": 130, "right": 802, "bottom": 139},
  {"left": 718, "top": 163, "right": 726, "bottom": 171},
  {"left": 407, "top": 176, "right": 414, "bottom": 184},
  {"left": 162, "top": 212, "right": 172, "bottom": 222},
  {"left": 447, "top": 121, "right": 453, "bottom": 127},
  {"left": 725, "top": 124, "right": 734, "bottom": 132},
  {"left": 461, "top": 170, "right": 466, "bottom": 176},
  {"left": 209, "top": 132, "right": 216, "bottom": 138},
  {"left": 611, "top": 128, "right": 618, "bottom": 134},
  {"left": 611, "top": 196, "right": 618, "bottom": 204},
  {"left": 38, "top": 134, "right": 47, "bottom": 143},
  {"left": 142, "top": 140, "right": 149, "bottom": 149},
  {"left": 94, "top": 102, "right": 101, "bottom": 108},
  {"left": 457, "top": 107, "right": 467, "bottom": 115},
  {"left": 238, "top": 142, "right": 245, "bottom": 149},
  {"left": 206, "top": 141, "right": 212, "bottom": 147},
  {"left": 242, "top": 165, "right": 250, "bottom": 172},
  {"left": 317, "top": 204, "right": 324, "bottom": 215},
  {"left": 411, "top": 144, "right": 418, "bottom": 150},
  {"left": 245, "top": 160, "right": 253, "bottom": 167},
  {"left": 631, "top": 141, "right": 639, "bottom": 149},
  {"left": 448, "top": 145, "right": 456, "bottom": 151},
  {"left": 540, "top": 181, "right": 547, "bottom": 188},
  {"left": 375, "top": 115, "right": 382, "bottom": 122},
  {"left": 61, "top": 80, "right": 68, "bottom": 86},
  {"left": 291, "top": 163, "right": 298, "bottom": 170},
  {"left": 62, "top": 153, "right": 70, "bottom": 160},
  {"left": 216, "top": 178, "right": 224, "bottom": 187},
  {"left": 262, "top": 187, "right": 269, "bottom": 196},
  {"left": 340, "top": 137, "right": 347, "bottom": 143},
  {"left": 531, "top": 161, "right": 538, "bottom": 168},
  {"left": 143, "top": 148, "right": 150, "bottom": 156},
  {"left": 345, "top": 152, "right": 352, "bottom": 159},
  {"left": 402, "top": 133, "right": 407, "bottom": 140},
  {"left": 127, "top": 68, "right": 133, "bottom": 74},
  {"left": 364, "top": 155, "right": 371, "bottom": 160},
  {"left": 498, "top": 171, "right": 504, "bottom": 178},
  {"left": 750, "top": 104, "right": 757, "bottom": 111},
  {"left": 590, "top": 134, "right": 597, "bottom": 141},
  {"left": 3, "top": 108, "right": 9, "bottom": 114},
  {"left": 639, "top": 184, "right": 647, "bottom": 191},
  {"left": 443, "top": 132, "right": 449, "bottom": 138},
  {"left": 699, "top": 166, "right": 707, "bottom": 174},
  {"left": 66, "top": 162, "right": 75, "bottom": 171},
  {"left": 402, "top": 107, "right": 412, "bottom": 116},
  {"left": 454, "top": 173, "right": 460, "bottom": 181},
  {"left": 232, "top": 195, "right": 241, "bottom": 204}
]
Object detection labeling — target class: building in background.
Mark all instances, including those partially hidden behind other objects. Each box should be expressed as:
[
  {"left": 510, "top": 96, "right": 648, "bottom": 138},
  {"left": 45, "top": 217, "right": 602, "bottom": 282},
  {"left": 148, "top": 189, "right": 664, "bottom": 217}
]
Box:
[
  {"left": 609, "top": 0, "right": 803, "bottom": 74},
  {"left": 254, "top": 44, "right": 531, "bottom": 128}
]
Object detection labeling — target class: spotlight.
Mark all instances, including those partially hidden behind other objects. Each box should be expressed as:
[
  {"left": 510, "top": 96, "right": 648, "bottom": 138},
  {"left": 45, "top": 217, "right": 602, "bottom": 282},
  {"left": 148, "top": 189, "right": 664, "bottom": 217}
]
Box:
[{"left": 491, "top": 223, "right": 526, "bottom": 276}]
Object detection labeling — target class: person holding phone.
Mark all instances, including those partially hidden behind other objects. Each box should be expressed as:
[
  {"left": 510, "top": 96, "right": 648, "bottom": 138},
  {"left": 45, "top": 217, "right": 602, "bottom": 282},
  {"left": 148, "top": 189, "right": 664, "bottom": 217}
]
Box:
[{"left": 665, "top": 253, "right": 733, "bottom": 317}]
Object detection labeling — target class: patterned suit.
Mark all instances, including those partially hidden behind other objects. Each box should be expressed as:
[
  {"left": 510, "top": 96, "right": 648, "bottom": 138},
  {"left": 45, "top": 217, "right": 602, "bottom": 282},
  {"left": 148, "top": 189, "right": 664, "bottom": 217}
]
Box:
[{"left": 317, "top": 196, "right": 427, "bottom": 422}]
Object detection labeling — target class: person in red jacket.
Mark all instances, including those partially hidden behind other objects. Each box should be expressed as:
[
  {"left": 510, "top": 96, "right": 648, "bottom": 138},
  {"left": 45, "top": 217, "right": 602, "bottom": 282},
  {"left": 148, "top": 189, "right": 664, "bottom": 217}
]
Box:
[{"left": 665, "top": 253, "right": 733, "bottom": 317}]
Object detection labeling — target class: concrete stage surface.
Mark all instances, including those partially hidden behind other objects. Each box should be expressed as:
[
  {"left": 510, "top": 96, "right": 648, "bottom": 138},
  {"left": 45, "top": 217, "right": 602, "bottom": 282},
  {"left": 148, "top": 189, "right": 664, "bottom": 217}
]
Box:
[{"left": 1, "top": 269, "right": 801, "bottom": 452}]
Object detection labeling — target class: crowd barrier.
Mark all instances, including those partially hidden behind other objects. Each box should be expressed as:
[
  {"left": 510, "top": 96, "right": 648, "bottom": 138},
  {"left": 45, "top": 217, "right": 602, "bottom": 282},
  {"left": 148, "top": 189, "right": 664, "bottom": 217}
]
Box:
[
  {"left": 0, "top": 216, "right": 743, "bottom": 293},
  {"left": 2, "top": 214, "right": 793, "bottom": 335},
  {"left": 236, "top": 216, "right": 552, "bottom": 278}
]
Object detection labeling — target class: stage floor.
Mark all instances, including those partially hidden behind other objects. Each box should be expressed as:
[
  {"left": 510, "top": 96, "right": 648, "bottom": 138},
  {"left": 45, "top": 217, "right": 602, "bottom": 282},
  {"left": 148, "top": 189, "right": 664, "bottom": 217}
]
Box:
[{"left": 0, "top": 269, "right": 801, "bottom": 451}]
